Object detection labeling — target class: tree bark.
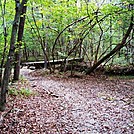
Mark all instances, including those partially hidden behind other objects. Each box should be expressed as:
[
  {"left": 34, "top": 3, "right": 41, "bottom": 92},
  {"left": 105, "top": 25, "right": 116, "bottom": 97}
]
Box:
[
  {"left": 13, "top": 1, "right": 27, "bottom": 81},
  {"left": 0, "top": 0, "right": 26, "bottom": 111},
  {"left": 86, "top": 16, "right": 133, "bottom": 75},
  {"left": 0, "top": 0, "right": 7, "bottom": 86}
]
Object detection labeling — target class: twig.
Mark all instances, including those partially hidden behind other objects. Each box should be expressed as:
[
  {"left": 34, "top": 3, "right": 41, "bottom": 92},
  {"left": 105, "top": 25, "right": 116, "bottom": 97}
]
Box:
[
  {"left": 55, "top": 123, "right": 62, "bottom": 134},
  {"left": 0, "top": 104, "right": 14, "bottom": 125},
  {"left": 42, "top": 88, "right": 59, "bottom": 98}
]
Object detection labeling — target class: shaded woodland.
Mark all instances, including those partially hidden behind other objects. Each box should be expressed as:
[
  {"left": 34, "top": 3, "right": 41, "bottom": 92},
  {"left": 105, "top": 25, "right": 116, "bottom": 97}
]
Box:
[
  {"left": 0, "top": 0, "right": 133, "bottom": 109},
  {"left": 0, "top": 0, "right": 134, "bottom": 133}
]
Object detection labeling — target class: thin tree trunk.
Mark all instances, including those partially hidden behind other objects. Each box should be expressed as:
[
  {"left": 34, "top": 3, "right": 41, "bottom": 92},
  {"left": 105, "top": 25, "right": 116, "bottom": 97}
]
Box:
[
  {"left": 23, "top": 42, "right": 28, "bottom": 61},
  {"left": 0, "top": 0, "right": 7, "bottom": 86},
  {"left": 94, "top": 18, "right": 103, "bottom": 64},
  {"left": 86, "top": 16, "right": 133, "bottom": 74},
  {"left": 0, "top": 0, "right": 26, "bottom": 111},
  {"left": 31, "top": 6, "right": 51, "bottom": 71},
  {"left": 13, "top": 1, "right": 27, "bottom": 81}
]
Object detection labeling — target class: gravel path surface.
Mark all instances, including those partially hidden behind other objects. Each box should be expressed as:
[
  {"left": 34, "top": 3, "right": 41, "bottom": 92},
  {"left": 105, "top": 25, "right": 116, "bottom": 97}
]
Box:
[{"left": 0, "top": 68, "right": 134, "bottom": 134}]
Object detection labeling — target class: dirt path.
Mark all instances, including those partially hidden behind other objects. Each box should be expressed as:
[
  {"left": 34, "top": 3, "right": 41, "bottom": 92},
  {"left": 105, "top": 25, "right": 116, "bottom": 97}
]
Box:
[{"left": 0, "top": 68, "right": 134, "bottom": 134}]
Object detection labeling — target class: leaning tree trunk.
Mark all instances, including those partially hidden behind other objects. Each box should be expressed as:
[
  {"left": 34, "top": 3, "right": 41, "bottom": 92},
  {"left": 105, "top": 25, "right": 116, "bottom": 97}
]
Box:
[
  {"left": 0, "top": 0, "right": 26, "bottom": 111},
  {"left": 13, "top": 1, "right": 27, "bottom": 81},
  {"left": 86, "top": 16, "right": 133, "bottom": 75}
]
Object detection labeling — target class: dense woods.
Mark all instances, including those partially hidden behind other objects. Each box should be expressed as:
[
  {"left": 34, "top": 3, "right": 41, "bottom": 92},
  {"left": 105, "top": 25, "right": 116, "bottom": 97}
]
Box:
[
  {"left": 0, "top": 1, "right": 133, "bottom": 133},
  {"left": 0, "top": 0, "right": 133, "bottom": 133}
]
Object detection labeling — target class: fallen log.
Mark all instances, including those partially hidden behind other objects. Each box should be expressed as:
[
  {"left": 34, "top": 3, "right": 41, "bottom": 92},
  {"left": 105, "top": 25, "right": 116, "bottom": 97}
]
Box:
[
  {"left": 105, "top": 66, "right": 134, "bottom": 75},
  {"left": 21, "top": 58, "right": 83, "bottom": 69}
]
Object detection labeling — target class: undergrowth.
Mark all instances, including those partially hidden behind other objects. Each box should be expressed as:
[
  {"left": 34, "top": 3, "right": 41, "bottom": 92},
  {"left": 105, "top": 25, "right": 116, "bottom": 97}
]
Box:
[
  {"left": 8, "top": 88, "right": 36, "bottom": 97},
  {"left": 109, "top": 75, "right": 134, "bottom": 80}
]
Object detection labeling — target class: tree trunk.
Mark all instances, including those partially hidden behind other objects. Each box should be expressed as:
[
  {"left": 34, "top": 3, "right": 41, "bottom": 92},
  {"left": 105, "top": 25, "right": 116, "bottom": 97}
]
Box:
[
  {"left": 0, "top": 0, "right": 26, "bottom": 111},
  {"left": 0, "top": 0, "right": 7, "bottom": 86},
  {"left": 86, "top": 16, "right": 133, "bottom": 75},
  {"left": 13, "top": 1, "right": 27, "bottom": 81}
]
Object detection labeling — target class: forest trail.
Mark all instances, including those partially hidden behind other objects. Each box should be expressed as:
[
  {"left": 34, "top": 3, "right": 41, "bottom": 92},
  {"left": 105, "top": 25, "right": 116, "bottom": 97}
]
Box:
[{"left": 1, "top": 68, "right": 134, "bottom": 133}]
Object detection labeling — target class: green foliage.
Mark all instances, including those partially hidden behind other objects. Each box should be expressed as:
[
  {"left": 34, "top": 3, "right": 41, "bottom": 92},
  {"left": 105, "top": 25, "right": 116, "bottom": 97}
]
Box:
[
  {"left": 0, "top": 0, "right": 133, "bottom": 67},
  {"left": 19, "top": 88, "right": 33, "bottom": 97},
  {"left": 8, "top": 88, "right": 19, "bottom": 96},
  {"left": 121, "top": 0, "right": 134, "bottom": 4},
  {"left": 8, "top": 88, "right": 35, "bottom": 97},
  {"left": 109, "top": 75, "right": 134, "bottom": 80}
]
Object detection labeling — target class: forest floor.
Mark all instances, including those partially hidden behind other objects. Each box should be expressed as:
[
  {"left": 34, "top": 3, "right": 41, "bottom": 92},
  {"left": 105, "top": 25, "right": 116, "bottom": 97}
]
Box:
[{"left": 0, "top": 67, "right": 134, "bottom": 134}]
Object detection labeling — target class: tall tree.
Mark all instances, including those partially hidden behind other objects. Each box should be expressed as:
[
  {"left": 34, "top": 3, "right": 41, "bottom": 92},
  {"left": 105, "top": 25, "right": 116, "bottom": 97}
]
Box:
[
  {"left": 13, "top": 0, "right": 27, "bottom": 81},
  {"left": 0, "top": 0, "right": 7, "bottom": 86},
  {"left": 0, "top": 0, "right": 27, "bottom": 111}
]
